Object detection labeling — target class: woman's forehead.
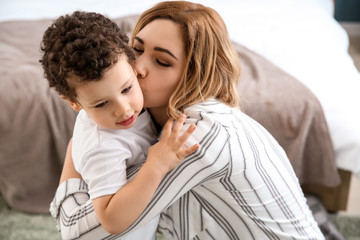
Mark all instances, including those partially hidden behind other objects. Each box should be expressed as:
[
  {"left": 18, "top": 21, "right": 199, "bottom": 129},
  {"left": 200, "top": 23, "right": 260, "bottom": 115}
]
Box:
[{"left": 137, "top": 19, "right": 185, "bottom": 56}]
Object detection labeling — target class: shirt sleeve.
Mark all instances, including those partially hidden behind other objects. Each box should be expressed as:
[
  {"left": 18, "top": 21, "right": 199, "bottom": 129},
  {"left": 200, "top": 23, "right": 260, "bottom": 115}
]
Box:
[
  {"left": 49, "top": 178, "right": 119, "bottom": 239},
  {"left": 81, "top": 146, "right": 130, "bottom": 200}
]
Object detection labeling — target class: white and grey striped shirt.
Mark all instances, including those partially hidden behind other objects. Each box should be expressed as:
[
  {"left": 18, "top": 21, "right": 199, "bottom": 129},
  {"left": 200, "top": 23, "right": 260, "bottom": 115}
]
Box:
[{"left": 50, "top": 99, "right": 324, "bottom": 240}]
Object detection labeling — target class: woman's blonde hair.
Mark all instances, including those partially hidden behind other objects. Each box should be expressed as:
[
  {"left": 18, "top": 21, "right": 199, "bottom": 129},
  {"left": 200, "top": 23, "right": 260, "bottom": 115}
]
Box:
[{"left": 131, "top": 1, "right": 241, "bottom": 118}]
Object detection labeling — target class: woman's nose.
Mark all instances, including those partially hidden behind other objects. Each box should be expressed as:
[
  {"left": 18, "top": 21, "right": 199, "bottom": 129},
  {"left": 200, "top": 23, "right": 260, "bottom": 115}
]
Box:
[{"left": 135, "top": 57, "right": 146, "bottom": 79}]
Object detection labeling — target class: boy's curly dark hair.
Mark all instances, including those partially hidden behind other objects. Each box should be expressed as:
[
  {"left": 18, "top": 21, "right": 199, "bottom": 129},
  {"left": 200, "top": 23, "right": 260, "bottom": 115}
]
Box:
[{"left": 40, "top": 11, "right": 135, "bottom": 102}]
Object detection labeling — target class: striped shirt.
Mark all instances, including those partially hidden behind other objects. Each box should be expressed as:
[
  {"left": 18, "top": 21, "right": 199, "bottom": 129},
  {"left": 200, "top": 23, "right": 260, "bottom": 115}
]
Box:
[{"left": 50, "top": 99, "right": 324, "bottom": 240}]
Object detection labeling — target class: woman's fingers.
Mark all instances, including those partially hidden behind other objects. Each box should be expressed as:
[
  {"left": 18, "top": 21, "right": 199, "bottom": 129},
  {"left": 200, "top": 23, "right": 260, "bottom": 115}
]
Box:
[
  {"left": 178, "top": 123, "right": 196, "bottom": 145},
  {"left": 161, "top": 117, "right": 174, "bottom": 139},
  {"left": 177, "top": 143, "right": 200, "bottom": 160},
  {"left": 169, "top": 114, "right": 186, "bottom": 143}
]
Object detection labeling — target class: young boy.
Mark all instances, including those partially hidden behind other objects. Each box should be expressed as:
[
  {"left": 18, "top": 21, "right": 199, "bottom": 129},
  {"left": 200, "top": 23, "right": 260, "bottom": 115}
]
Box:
[{"left": 40, "top": 11, "right": 198, "bottom": 239}]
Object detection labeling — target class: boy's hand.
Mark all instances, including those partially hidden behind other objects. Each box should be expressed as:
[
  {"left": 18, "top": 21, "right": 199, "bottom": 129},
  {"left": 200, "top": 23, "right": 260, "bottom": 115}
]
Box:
[{"left": 147, "top": 114, "right": 199, "bottom": 176}]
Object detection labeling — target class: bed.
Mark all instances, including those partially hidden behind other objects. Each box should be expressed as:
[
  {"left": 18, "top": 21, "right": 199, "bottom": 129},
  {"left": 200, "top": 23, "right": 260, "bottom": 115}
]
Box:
[{"left": 0, "top": 0, "right": 359, "bottom": 215}]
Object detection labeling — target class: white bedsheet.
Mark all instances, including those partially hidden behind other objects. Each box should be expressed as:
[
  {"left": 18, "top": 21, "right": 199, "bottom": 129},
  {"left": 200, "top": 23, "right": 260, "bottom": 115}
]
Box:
[{"left": 2, "top": 0, "right": 359, "bottom": 177}]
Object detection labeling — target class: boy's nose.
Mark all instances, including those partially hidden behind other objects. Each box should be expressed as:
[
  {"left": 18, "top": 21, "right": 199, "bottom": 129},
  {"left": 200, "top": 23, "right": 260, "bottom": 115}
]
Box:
[{"left": 114, "top": 101, "right": 129, "bottom": 117}]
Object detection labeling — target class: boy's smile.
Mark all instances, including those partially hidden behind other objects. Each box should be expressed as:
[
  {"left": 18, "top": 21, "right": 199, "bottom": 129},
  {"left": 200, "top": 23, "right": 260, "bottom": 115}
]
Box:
[{"left": 116, "top": 114, "right": 135, "bottom": 127}]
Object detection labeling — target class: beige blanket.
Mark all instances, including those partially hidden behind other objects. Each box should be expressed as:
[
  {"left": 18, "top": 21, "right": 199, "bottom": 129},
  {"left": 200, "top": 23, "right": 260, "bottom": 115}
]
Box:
[{"left": 0, "top": 15, "right": 339, "bottom": 214}]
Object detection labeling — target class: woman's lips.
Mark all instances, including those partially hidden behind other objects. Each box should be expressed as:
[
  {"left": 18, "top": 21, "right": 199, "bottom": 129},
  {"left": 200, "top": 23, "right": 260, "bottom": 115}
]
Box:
[{"left": 116, "top": 115, "right": 135, "bottom": 126}]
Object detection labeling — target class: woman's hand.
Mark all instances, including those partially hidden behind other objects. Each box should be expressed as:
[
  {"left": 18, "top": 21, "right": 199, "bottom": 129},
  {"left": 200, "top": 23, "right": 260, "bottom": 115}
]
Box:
[
  {"left": 59, "top": 138, "right": 82, "bottom": 184},
  {"left": 146, "top": 114, "right": 199, "bottom": 176}
]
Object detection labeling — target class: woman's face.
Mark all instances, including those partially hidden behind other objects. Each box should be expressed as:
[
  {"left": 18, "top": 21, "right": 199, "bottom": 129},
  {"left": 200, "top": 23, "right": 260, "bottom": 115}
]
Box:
[{"left": 133, "top": 19, "right": 186, "bottom": 117}]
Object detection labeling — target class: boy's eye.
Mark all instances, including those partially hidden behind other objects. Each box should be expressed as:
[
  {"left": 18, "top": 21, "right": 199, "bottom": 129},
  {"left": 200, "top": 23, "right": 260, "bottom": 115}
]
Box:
[
  {"left": 121, "top": 85, "right": 132, "bottom": 94},
  {"left": 95, "top": 101, "right": 108, "bottom": 108}
]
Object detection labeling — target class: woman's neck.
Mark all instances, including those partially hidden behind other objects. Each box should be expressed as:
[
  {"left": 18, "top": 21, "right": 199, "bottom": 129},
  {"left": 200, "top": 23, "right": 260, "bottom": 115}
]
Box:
[{"left": 148, "top": 107, "right": 168, "bottom": 129}]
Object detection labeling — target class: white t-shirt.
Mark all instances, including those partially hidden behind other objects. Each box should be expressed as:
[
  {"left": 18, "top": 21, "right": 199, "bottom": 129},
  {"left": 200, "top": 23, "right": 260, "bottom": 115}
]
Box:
[
  {"left": 72, "top": 109, "right": 157, "bottom": 200},
  {"left": 71, "top": 109, "right": 159, "bottom": 240}
]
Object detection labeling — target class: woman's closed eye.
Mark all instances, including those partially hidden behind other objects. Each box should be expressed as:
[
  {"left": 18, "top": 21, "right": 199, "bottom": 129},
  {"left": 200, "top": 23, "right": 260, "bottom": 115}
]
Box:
[
  {"left": 133, "top": 47, "right": 143, "bottom": 54},
  {"left": 156, "top": 59, "right": 171, "bottom": 67},
  {"left": 133, "top": 46, "right": 171, "bottom": 67}
]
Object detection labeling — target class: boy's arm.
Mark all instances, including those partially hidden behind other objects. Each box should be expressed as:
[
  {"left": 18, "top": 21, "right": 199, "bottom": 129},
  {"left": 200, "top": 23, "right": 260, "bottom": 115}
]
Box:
[
  {"left": 59, "top": 138, "right": 82, "bottom": 184},
  {"left": 92, "top": 114, "right": 199, "bottom": 234},
  {"left": 51, "top": 139, "right": 114, "bottom": 240}
]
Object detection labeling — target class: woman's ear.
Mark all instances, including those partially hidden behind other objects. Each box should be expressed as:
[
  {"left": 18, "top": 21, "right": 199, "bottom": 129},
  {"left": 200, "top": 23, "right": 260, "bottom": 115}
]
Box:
[{"left": 61, "top": 95, "right": 82, "bottom": 111}]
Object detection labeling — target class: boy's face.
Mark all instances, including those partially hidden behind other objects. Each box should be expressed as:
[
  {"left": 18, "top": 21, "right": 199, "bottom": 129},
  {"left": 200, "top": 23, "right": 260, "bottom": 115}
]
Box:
[{"left": 68, "top": 55, "right": 143, "bottom": 130}]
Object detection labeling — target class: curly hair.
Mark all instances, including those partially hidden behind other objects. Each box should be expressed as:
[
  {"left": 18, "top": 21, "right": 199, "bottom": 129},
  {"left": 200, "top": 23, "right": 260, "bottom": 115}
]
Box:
[{"left": 40, "top": 11, "right": 135, "bottom": 102}]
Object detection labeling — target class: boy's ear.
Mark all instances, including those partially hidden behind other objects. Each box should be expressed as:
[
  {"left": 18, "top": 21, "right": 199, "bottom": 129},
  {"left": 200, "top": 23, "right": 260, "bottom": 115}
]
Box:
[{"left": 61, "top": 95, "right": 82, "bottom": 111}]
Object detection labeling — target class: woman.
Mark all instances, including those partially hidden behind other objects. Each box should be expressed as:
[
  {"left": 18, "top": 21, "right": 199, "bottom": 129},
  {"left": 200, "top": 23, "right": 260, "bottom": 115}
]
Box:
[{"left": 52, "top": 1, "right": 324, "bottom": 239}]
